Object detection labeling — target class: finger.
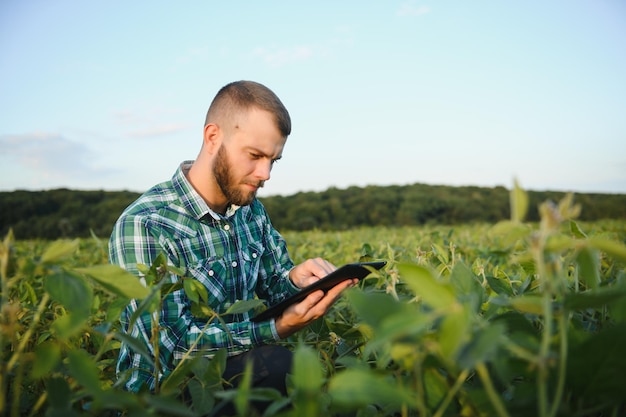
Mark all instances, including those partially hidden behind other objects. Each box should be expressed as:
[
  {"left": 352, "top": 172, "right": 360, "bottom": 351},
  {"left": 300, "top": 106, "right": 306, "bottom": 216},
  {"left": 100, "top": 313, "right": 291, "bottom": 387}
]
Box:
[
  {"left": 304, "top": 280, "right": 354, "bottom": 317},
  {"left": 295, "top": 290, "right": 325, "bottom": 315},
  {"left": 323, "top": 279, "right": 355, "bottom": 299},
  {"left": 309, "top": 257, "right": 336, "bottom": 278},
  {"left": 275, "top": 281, "right": 356, "bottom": 338}
]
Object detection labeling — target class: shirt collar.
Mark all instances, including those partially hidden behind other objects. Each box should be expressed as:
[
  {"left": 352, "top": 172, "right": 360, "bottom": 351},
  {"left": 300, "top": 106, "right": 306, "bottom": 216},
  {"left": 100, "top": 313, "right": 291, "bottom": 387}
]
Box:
[{"left": 172, "top": 161, "right": 242, "bottom": 220}]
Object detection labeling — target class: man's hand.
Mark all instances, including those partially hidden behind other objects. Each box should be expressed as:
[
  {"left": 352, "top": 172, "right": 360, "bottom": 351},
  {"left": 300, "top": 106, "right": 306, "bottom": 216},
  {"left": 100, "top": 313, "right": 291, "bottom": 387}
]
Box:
[
  {"left": 288, "top": 257, "right": 336, "bottom": 289},
  {"left": 275, "top": 258, "right": 358, "bottom": 338}
]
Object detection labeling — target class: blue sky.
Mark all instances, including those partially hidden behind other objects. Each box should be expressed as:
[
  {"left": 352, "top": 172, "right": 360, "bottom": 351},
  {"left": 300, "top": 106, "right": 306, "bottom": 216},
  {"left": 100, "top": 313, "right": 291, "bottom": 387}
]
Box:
[{"left": 1, "top": 1, "right": 625, "bottom": 197}]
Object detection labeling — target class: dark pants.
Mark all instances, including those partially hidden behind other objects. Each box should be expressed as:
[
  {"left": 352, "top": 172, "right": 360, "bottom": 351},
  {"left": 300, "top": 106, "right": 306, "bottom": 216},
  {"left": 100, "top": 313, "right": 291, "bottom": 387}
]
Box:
[{"left": 215, "top": 345, "right": 293, "bottom": 416}]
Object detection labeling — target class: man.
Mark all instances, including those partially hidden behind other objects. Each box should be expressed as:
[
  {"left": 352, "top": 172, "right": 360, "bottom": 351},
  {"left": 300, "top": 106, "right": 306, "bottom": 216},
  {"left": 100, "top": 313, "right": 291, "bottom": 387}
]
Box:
[{"left": 108, "top": 80, "right": 355, "bottom": 402}]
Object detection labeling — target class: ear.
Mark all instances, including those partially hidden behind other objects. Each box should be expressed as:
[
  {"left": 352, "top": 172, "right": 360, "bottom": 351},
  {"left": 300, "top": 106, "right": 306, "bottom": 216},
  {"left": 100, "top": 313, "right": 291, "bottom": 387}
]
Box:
[{"left": 203, "top": 123, "right": 221, "bottom": 154}]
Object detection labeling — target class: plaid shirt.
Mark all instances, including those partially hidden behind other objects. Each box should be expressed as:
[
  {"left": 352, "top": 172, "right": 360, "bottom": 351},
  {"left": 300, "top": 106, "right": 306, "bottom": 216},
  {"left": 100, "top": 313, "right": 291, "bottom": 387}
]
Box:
[{"left": 108, "top": 161, "right": 298, "bottom": 392}]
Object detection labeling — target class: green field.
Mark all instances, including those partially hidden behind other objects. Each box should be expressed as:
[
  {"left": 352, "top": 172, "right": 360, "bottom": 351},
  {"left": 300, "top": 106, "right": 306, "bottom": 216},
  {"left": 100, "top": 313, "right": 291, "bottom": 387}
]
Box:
[{"left": 2, "top": 191, "right": 625, "bottom": 416}]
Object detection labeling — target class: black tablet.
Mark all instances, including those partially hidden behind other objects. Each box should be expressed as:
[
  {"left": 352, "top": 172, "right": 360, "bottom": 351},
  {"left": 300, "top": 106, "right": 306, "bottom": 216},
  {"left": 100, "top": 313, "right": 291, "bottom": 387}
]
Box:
[{"left": 251, "top": 261, "right": 386, "bottom": 322}]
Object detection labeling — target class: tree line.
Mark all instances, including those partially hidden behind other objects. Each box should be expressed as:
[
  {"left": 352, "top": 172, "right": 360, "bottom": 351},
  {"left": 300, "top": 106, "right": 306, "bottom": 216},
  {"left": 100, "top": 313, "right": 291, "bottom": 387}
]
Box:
[{"left": 1, "top": 184, "right": 625, "bottom": 240}]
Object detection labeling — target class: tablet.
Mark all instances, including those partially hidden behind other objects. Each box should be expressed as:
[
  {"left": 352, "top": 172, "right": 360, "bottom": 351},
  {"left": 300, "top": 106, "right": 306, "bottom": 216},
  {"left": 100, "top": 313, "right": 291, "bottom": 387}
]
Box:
[{"left": 251, "top": 261, "right": 386, "bottom": 322}]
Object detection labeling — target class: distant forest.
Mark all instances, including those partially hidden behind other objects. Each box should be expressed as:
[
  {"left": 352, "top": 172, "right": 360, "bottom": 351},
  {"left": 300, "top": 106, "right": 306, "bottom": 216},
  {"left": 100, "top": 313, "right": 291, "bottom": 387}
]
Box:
[{"left": 1, "top": 184, "right": 625, "bottom": 240}]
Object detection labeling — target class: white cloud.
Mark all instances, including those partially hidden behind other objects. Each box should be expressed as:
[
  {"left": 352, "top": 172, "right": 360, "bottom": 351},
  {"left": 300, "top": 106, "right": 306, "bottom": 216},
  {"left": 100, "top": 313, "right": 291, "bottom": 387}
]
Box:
[
  {"left": 249, "top": 25, "right": 356, "bottom": 68},
  {"left": 111, "top": 107, "right": 189, "bottom": 138},
  {"left": 128, "top": 123, "right": 189, "bottom": 138},
  {"left": 397, "top": 2, "right": 431, "bottom": 17},
  {"left": 113, "top": 107, "right": 183, "bottom": 125},
  {"left": 0, "top": 132, "right": 110, "bottom": 181}
]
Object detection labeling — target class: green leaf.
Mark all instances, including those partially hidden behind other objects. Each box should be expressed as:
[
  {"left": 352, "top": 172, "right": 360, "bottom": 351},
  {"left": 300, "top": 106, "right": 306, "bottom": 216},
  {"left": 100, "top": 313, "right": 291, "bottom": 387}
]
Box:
[
  {"left": 449, "top": 261, "right": 483, "bottom": 312},
  {"left": 235, "top": 360, "right": 253, "bottom": 416},
  {"left": 142, "top": 394, "right": 197, "bottom": 417},
  {"left": 431, "top": 242, "right": 449, "bottom": 264},
  {"left": 489, "top": 220, "right": 531, "bottom": 247},
  {"left": 187, "top": 378, "right": 215, "bottom": 415},
  {"left": 346, "top": 290, "right": 414, "bottom": 329},
  {"left": 398, "top": 263, "right": 457, "bottom": 310},
  {"left": 510, "top": 179, "right": 528, "bottom": 222},
  {"left": 46, "top": 376, "right": 71, "bottom": 409},
  {"left": 183, "top": 279, "right": 202, "bottom": 304},
  {"left": 76, "top": 264, "right": 149, "bottom": 299},
  {"left": 293, "top": 344, "right": 323, "bottom": 392},
  {"left": 564, "top": 288, "right": 626, "bottom": 310},
  {"left": 569, "top": 220, "right": 587, "bottom": 238},
  {"left": 67, "top": 349, "right": 102, "bottom": 394},
  {"left": 587, "top": 237, "right": 626, "bottom": 263},
  {"left": 44, "top": 271, "right": 93, "bottom": 314},
  {"left": 195, "top": 348, "right": 226, "bottom": 389},
  {"left": 53, "top": 312, "right": 86, "bottom": 339},
  {"left": 40, "top": 239, "right": 79, "bottom": 264},
  {"left": 364, "top": 310, "right": 433, "bottom": 356},
  {"left": 490, "top": 311, "right": 537, "bottom": 336},
  {"left": 439, "top": 306, "right": 471, "bottom": 362},
  {"left": 292, "top": 344, "right": 324, "bottom": 416},
  {"left": 576, "top": 247, "right": 600, "bottom": 289},
  {"left": 486, "top": 275, "right": 514, "bottom": 296},
  {"left": 458, "top": 323, "right": 506, "bottom": 369},
  {"left": 510, "top": 295, "right": 545, "bottom": 315},
  {"left": 567, "top": 323, "right": 626, "bottom": 404},
  {"left": 128, "top": 285, "right": 162, "bottom": 326},
  {"left": 423, "top": 368, "right": 450, "bottom": 410},
  {"left": 161, "top": 357, "right": 201, "bottom": 395},
  {"left": 143, "top": 252, "right": 169, "bottom": 285},
  {"left": 31, "top": 341, "right": 61, "bottom": 379},
  {"left": 224, "top": 299, "right": 265, "bottom": 315},
  {"left": 545, "top": 234, "right": 576, "bottom": 253},
  {"left": 328, "top": 369, "right": 414, "bottom": 410},
  {"left": 112, "top": 331, "right": 155, "bottom": 367},
  {"left": 182, "top": 279, "right": 206, "bottom": 303},
  {"left": 106, "top": 296, "right": 131, "bottom": 322}
]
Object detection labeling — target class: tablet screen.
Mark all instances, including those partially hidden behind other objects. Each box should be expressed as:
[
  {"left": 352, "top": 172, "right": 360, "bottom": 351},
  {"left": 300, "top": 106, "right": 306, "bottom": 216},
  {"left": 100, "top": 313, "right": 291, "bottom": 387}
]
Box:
[{"left": 251, "top": 261, "right": 386, "bottom": 322}]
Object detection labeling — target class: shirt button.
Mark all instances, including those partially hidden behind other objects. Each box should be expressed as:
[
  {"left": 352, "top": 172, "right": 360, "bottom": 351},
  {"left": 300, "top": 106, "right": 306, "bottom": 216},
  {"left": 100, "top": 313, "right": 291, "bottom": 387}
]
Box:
[
  {"left": 252, "top": 253, "right": 257, "bottom": 259},
  {"left": 208, "top": 270, "right": 214, "bottom": 276},
  {"left": 231, "top": 261, "right": 238, "bottom": 267},
  {"left": 223, "top": 224, "right": 230, "bottom": 231}
]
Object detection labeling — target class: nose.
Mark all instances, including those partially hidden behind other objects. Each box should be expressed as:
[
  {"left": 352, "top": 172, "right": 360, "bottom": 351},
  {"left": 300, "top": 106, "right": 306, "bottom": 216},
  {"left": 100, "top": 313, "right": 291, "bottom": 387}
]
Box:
[{"left": 254, "top": 159, "right": 272, "bottom": 181}]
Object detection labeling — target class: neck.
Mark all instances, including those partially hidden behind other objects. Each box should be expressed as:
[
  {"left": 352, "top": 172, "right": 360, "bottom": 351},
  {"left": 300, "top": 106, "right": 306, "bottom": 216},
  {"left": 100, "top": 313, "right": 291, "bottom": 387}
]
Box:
[{"left": 186, "top": 160, "right": 229, "bottom": 214}]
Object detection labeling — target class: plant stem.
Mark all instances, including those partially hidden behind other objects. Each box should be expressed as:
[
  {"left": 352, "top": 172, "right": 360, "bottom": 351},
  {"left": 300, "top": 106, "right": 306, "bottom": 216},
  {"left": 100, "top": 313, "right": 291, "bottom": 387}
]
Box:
[
  {"left": 28, "top": 392, "right": 47, "bottom": 417},
  {"left": 532, "top": 232, "right": 552, "bottom": 417},
  {"left": 432, "top": 369, "right": 469, "bottom": 417},
  {"left": 538, "top": 289, "right": 552, "bottom": 417},
  {"left": 0, "top": 233, "right": 12, "bottom": 414},
  {"left": 10, "top": 361, "right": 24, "bottom": 417},
  {"left": 476, "top": 362, "right": 511, "bottom": 417},
  {"left": 548, "top": 311, "right": 569, "bottom": 417},
  {"left": 152, "top": 312, "right": 161, "bottom": 393},
  {"left": 413, "top": 359, "right": 427, "bottom": 417},
  {"left": 6, "top": 293, "right": 50, "bottom": 371}
]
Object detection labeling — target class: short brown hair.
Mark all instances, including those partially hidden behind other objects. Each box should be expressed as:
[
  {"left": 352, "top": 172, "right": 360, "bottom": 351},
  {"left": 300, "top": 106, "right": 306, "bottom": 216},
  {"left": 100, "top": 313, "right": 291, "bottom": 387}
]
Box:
[{"left": 205, "top": 80, "right": 291, "bottom": 137}]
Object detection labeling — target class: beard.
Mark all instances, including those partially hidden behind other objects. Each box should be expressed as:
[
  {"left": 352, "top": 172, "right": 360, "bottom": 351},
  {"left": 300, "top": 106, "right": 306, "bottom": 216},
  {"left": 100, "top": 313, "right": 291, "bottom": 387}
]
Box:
[{"left": 213, "top": 145, "right": 264, "bottom": 207}]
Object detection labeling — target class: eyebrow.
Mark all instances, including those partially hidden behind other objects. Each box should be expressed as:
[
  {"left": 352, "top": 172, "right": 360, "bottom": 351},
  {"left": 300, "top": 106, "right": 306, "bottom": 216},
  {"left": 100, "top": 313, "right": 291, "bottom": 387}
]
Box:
[{"left": 247, "top": 147, "right": 283, "bottom": 161}]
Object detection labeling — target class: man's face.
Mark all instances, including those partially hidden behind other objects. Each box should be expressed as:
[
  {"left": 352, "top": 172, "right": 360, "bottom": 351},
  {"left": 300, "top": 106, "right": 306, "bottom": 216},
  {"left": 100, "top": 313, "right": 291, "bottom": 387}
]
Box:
[
  {"left": 213, "top": 144, "right": 258, "bottom": 206},
  {"left": 212, "top": 108, "right": 286, "bottom": 207}
]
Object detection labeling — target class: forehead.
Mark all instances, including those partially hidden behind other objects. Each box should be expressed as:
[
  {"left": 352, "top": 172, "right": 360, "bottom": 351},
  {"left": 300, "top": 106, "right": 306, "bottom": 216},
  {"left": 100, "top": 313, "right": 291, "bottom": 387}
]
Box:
[{"left": 230, "top": 108, "right": 286, "bottom": 155}]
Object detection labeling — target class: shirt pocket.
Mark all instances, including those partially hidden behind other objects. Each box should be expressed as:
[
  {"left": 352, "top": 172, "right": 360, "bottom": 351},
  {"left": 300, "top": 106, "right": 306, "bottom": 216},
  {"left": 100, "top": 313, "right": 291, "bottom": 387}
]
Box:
[
  {"left": 241, "top": 241, "right": 263, "bottom": 293},
  {"left": 188, "top": 257, "right": 228, "bottom": 313}
]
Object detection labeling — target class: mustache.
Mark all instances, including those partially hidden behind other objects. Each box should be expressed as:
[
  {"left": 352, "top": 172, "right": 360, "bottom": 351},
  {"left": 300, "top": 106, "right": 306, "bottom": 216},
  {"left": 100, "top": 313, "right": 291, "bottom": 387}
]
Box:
[{"left": 245, "top": 180, "right": 265, "bottom": 189}]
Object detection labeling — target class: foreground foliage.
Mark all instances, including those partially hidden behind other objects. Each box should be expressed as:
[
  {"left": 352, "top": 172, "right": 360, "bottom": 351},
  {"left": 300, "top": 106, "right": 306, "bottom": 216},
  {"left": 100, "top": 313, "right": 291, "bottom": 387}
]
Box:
[{"left": 1, "top": 186, "right": 625, "bottom": 416}]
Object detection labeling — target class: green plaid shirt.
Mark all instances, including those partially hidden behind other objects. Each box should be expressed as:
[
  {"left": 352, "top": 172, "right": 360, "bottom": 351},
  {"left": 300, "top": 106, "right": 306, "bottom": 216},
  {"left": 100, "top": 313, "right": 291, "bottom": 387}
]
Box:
[{"left": 108, "top": 161, "right": 298, "bottom": 392}]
